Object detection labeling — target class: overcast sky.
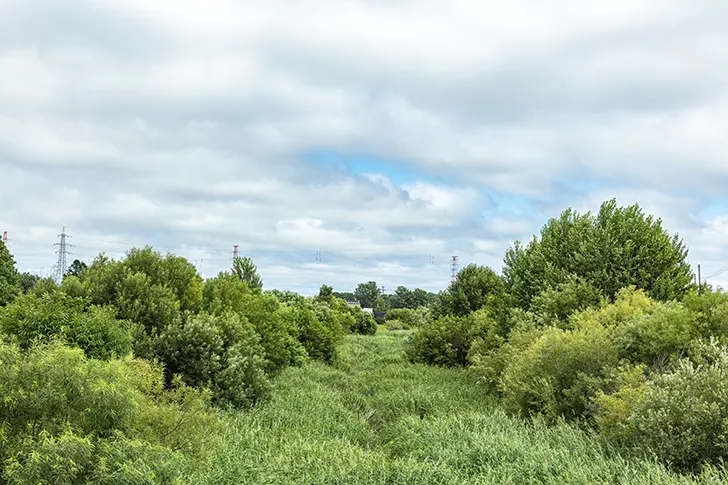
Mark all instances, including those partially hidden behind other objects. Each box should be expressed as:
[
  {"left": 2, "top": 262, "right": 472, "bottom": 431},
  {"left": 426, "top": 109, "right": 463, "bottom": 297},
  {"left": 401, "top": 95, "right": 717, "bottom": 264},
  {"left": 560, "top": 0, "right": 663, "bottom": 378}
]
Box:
[{"left": 2, "top": 0, "right": 728, "bottom": 295}]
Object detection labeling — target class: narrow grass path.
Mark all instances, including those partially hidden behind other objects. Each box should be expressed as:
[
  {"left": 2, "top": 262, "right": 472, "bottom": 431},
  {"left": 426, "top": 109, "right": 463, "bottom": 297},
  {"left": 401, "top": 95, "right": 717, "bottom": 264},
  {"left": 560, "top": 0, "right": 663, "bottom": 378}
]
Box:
[{"left": 187, "top": 329, "right": 724, "bottom": 484}]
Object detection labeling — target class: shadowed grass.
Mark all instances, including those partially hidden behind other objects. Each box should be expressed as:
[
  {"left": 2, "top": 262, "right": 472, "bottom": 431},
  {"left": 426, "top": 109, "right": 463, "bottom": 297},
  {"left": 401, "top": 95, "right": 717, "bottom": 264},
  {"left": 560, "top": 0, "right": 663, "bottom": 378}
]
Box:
[{"left": 186, "top": 329, "right": 728, "bottom": 484}]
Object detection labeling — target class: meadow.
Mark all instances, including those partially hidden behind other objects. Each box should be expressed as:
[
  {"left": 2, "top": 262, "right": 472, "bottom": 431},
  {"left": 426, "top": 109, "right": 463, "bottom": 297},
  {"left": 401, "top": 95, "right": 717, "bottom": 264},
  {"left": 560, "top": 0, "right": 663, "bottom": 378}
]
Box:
[{"left": 187, "top": 329, "right": 727, "bottom": 485}]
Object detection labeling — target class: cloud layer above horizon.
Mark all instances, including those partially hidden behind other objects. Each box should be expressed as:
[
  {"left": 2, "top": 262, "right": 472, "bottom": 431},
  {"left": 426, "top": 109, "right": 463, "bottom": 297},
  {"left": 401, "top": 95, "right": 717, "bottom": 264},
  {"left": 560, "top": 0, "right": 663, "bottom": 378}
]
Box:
[{"left": 2, "top": 0, "right": 728, "bottom": 294}]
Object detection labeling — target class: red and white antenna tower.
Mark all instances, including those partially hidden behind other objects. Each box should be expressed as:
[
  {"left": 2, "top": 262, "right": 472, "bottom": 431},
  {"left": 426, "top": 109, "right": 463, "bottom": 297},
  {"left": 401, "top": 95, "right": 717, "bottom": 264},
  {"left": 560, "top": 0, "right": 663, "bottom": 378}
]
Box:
[
  {"left": 2, "top": 231, "right": 7, "bottom": 245},
  {"left": 232, "top": 245, "right": 239, "bottom": 273}
]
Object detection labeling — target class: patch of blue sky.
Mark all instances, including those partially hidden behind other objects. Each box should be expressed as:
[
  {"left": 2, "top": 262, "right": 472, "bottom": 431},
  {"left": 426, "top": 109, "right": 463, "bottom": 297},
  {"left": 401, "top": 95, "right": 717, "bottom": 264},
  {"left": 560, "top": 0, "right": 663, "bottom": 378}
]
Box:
[
  {"left": 697, "top": 196, "right": 728, "bottom": 221},
  {"left": 302, "top": 149, "right": 453, "bottom": 186},
  {"left": 481, "top": 189, "right": 543, "bottom": 220}
]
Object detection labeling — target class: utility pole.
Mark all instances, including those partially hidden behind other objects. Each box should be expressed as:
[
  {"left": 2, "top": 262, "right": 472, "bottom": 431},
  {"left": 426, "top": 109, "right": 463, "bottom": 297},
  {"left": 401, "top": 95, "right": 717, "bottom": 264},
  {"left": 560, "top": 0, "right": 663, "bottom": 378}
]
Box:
[
  {"left": 698, "top": 264, "right": 702, "bottom": 294},
  {"left": 53, "top": 226, "right": 73, "bottom": 283}
]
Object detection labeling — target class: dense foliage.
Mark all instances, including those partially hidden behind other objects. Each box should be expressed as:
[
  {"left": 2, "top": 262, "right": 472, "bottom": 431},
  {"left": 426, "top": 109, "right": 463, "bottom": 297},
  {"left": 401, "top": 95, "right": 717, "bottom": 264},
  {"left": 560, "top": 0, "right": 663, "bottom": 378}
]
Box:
[
  {"left": 0, "top": 240, "right": 20, "bottom": 306},
  {"left": 405, "top": 199, "right": 728, "bottom": 473},
  {"left": 504, "top": 199, "right": 693, "bottom": 311},
  {"left": 0, "top": 243, "right": 371, "bottom": 481},
  {"left": 3, "top": 198, "right": 727, "bottom": 479}
]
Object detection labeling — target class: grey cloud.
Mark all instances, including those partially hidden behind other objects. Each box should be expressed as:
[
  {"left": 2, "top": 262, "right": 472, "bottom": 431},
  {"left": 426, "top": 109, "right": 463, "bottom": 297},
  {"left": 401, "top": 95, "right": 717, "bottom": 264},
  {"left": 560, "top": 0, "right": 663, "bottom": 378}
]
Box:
[{"left": 3, "top": 0, "right": 728, "bottom": 293}]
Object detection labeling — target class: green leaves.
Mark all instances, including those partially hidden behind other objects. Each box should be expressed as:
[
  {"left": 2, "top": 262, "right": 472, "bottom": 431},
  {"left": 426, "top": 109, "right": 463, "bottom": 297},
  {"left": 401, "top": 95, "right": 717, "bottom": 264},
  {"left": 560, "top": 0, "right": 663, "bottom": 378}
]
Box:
[
  {"left": 232, "top": 256, "right": 263, "bottom": 291},
  {"left": 503, "top": 199, "right": 693, "bottom": 310},
  {"left": 0, "top": 239, "right": 20, "bottom": 306}
]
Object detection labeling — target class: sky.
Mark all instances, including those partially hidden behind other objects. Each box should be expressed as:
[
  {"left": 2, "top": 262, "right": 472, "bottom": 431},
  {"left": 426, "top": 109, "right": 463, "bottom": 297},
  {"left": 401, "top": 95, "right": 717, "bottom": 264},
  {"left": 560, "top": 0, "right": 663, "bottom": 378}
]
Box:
[{"left": 2, "top": 0, "right": 728, "bottom": 295}]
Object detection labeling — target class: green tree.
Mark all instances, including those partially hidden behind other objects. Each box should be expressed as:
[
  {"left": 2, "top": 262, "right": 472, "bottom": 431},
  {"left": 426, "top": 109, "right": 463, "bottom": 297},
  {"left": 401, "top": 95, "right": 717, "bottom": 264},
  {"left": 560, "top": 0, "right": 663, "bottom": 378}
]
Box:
[
  {"left": 65, "top": 259, "right": 87, "bottom": 277},
  {"left": 18, "top": 272, "right": 40, "bottom": 294},
  {"left": 232, "top": 256, "right": 263, "bottom": 291},
  {"left": 332, "top": 291, "right": 356, "bottom": 301},
  {"left": 438, "top": 264, "right": 507, "bottom": 317},
  {"left": 503, "top": 199, "right": 693, "bottom": 310},
  {"left": 354, "top": 281, "right": 381, "bottom": 308},
  {"left": 315, "top": 284, "right": 334, "bottom": 304},
  {"left": 0, "top": 239, "right": 20, "bottom": 305},
  {"left": 390, "top": 286, "right": 413, "bottom": 309}
]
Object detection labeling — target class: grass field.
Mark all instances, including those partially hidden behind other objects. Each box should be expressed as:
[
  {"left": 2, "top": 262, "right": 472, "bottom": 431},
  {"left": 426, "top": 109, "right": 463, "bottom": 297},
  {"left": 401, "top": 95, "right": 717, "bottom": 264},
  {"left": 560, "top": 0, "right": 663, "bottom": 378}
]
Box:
[{"left": 186, "top": 329, "right": 727, "bottom": 484}]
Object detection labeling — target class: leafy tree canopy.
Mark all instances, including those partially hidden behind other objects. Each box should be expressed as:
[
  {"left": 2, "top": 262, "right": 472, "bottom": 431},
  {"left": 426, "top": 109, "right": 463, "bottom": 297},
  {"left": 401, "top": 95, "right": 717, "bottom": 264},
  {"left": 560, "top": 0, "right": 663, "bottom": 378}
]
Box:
[
  {"left": 503, "top": 199, "right": 693, "bottom": 310},
  {"left": 0, "top": 240, "right": 20, "bottom": 306},
  {"left": 232, "top": 256, "right": 263, "bottom": 291},
  {"left": 436, "top": 264, "right": 507, "bottom": 318},
  {"left": 65, "top": 259, "right": 88, "bottom": 277},
  {"left": 354, "top": 281, "right": 380, "bottom": 308}
]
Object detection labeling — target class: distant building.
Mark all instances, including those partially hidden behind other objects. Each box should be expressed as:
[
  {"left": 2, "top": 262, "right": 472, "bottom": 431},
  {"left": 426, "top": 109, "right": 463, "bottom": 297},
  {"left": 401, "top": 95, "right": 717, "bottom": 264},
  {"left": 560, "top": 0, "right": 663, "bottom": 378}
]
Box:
[{"left": 345, "top": 300, "right": 361, "bottom": 308}]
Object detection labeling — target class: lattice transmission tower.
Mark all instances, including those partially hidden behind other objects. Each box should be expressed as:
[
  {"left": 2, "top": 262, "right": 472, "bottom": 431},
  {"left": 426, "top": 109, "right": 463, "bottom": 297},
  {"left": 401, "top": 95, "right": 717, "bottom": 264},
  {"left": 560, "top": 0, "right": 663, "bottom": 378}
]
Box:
[
  {"left": 450, "top": 255, "right": 459, "bottom": 282},
  {"left": 53, "top": 226, "right": 73, "bottom": 283}
]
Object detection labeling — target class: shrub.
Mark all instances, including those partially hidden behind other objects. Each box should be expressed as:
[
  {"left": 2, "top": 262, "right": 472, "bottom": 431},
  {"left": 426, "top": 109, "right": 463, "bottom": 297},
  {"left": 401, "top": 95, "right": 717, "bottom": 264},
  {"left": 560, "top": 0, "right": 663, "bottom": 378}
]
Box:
[
  {"left": 385, "top": 308, "right": 432, "bottom": 329},
  {"left": 499, "top": 320, "right": 619, "bottom": 421},
  {"left": 122, "top": 246, "right": 203, "bottom": 313},
  {"left": 229, "top": 292, "right": 306, "bottom": 374},
  {"left": 434, "top": 264, "right": 507, "bottom": 317},
  {"left": 202, "top": 272, "right": 249, "bottom": 315},
  {"left": 613, "top": 301, "right": 700, "bottom": 368},
  {"left": 350, "top": 308, "right": 377, "bottom": 335},
  {"left": 3, "top": 431, "right": 182, "bottom": 485},
  {"left": 469, "top": 312, "right": 542, "bottom": 389},
  {"left": 0, "top": 340, "right": 218, "bottom": 482},
  {"left": 0, "top": 239, "right": 20, "bottom": 306},
  {"left": 530, "top": 277, "right": 605, "bottom": 328},
  {"left": 594, "top": 364, "right": 649, "bottom": 444},
  {"left": 283, "top": 303, "right": 343, "bottom": 362},
  {"left": 407, "top": 309, "right": 500, "bottom": 367},
  {"left": 60, "top": 275, "right": 86, "bottom": 298},
  {"left": 0, "top": 291, "right": 133, "bottom": 360},
  {"left": 156, "top": 312, "right": 270, "bottom": 408},
  {"left": 600, "top": 340, "right": 728, "bottom": 472},
  {"left": 503, "top": 199, "right": 693, "bottom": 311},
  {"left": 569, "top": 286, "right": 654, "bottom": 330},
  {"left": 682, "top": 288, "right": 728, "bottom": 339}
]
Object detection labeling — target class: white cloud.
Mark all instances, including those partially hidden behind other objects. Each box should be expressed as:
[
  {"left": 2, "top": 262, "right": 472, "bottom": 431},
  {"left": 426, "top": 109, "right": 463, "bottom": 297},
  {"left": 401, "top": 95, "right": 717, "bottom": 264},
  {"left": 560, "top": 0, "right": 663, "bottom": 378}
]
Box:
[{"left": 2, "top": 0, "right": 728, "bottom": 292}]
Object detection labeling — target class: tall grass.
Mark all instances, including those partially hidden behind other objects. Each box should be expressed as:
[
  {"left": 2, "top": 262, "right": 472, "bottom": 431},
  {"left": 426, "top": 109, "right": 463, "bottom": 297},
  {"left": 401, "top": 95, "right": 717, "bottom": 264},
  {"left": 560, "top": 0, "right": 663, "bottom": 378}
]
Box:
[{"left": 186, "top": 329, "right": 728, "bottom": 484}]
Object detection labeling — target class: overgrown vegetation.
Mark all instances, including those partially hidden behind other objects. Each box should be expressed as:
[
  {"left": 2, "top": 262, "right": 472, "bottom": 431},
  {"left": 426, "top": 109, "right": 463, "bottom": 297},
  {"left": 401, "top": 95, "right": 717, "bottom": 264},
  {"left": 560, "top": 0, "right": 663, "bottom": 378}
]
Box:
[
  {"left": 186, "top": 332, "right": 727, "bottom": 484},
  {"left": 0, "top": 243, "right": 370, "bottom": 482},
  {"left": 407, "top": 199, "right": 728, "bottom": 474},
  {"left": 3, "top": 198, "right": 728, "bottom": 481}
]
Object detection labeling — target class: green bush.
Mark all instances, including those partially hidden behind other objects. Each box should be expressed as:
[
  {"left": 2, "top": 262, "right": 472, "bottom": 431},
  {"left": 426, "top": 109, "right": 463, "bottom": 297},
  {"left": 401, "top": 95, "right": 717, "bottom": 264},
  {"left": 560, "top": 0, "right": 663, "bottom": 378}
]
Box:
[
  {"left": 60, "top": 275, "right": 86, "bottom": 298},
  {"left": 613, "top": 301, "right": 700, "bottom": 368},
  {"left": 202, "top": 272, "right": 249, "bottom": 315},
  {"left": 4, "top": 431, "right": 182, "bottom": 485},
  {"left": 530, "top": 277, "right": 605, "bottom": 328},
  {"left": 385, "top": 308, "right": 432, "bottom": 329},
  {"left": 121, "top": 246, "right": 203, "bottom": 313},
  {"left": 499, "top": 320, "right": 619, "bottom": 421},
  {"left": 407, "top": 309, "right": 500, "bottom": 367},
  {"left": 350, "top": 308, "right": 377, "bottom": 335},
  {"left": 0, "top": 239, "right": 20, "bottom": 306},
  {"left": 231, "top": 292, "right": 306, "bottom": 374},
  {"left": 282, "top": 303, "right": 344, "bottom": 362},
  {"left": 569, "top": 286, "right": 654, "bottom": 330},
  {"left": 599, "top": 340, "right": 728, "bottom": 472},
  {"left": 0, "top": 340, "right": 218, "bottom": 482},
  {"left": 682, "top": 288, "right": 728, "bottom": 339},
  {"left": 468, "top": 310, "right": 541, "bottom": 388},
  {"left": 0, "top": 291, "right": 133, "bottom": 359},
  {"left": 156, "top": 312, "right": 270, "bottom": 408}
]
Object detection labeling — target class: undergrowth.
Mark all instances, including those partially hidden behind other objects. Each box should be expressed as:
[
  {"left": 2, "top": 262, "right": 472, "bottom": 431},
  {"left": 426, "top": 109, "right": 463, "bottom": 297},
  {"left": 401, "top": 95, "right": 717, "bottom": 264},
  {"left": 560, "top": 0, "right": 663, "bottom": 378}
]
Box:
[{"left": 186, "top": 328, "right": 728, "bottom": 484}]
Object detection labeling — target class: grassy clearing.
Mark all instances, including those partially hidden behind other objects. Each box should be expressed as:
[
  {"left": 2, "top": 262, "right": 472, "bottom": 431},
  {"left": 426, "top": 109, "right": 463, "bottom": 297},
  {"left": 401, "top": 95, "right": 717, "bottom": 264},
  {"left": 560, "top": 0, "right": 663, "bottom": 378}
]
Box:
[{"left": 186, "top": 328, "right": 727, "bottom": 484}]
